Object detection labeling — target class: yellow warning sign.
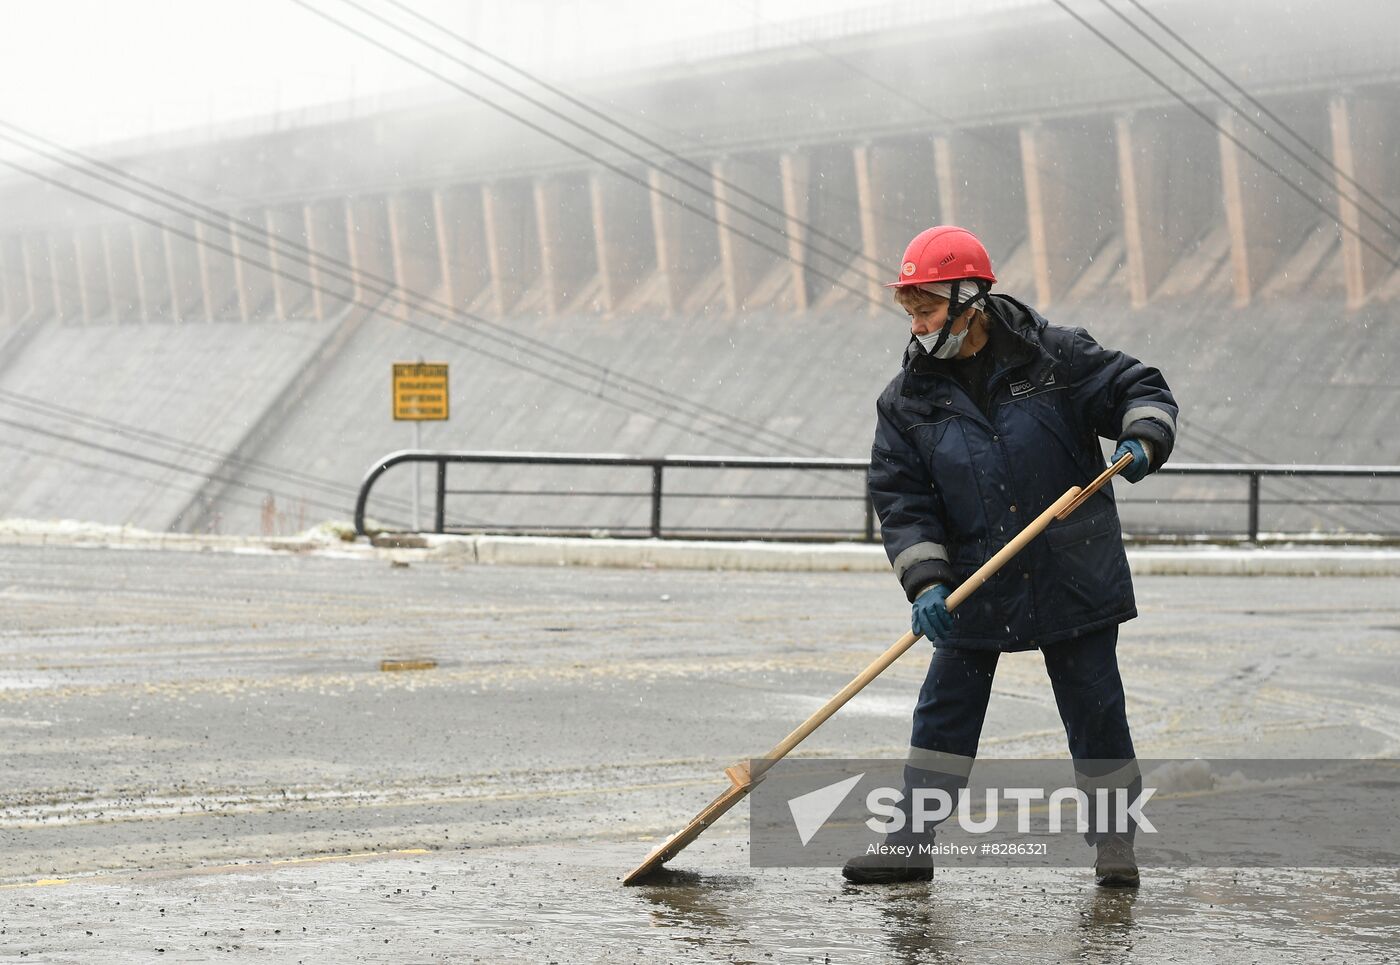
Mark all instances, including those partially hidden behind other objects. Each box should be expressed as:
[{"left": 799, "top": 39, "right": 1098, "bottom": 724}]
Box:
[{"left": 392, "top": 362, "right": 449, "bottom": 421}]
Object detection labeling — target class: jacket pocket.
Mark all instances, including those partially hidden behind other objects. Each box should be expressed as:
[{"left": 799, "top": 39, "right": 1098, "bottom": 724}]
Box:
[
  {"left": 1010, "top": 392, "right": 1090, "bottom": 465},
  {"left": 906, "top": 414, "right": 959, "bottom": 466},
  {"left": 904, "top": 412, "right": 959, "bottom": 433},
  {"left": 1043, "top": 509, "right": 1129, "bottom": 617},
  {"left": 913, "top": 417, "right": 984, "bottom": 510},
  {"left": 1045, "top": 507, "right": 1116, "bottom": 549}
]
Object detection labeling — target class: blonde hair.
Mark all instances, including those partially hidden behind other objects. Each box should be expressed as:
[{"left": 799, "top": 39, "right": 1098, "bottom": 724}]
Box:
[
  {"left": 893, "top": 285, "right": 941, "bottom": 311},
  {"left": 894, "top": 285, "right": 986, "bottom": 325}
]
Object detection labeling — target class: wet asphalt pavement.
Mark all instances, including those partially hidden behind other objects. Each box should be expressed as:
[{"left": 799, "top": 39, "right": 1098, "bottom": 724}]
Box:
[{"left": 1, "top": 543, "right": 1398, "bottom": 962}]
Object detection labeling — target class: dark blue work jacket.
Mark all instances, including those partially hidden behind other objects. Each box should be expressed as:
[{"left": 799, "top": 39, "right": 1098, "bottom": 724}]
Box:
[{"left": 869, "top": 294, "right": 1178, "bottom": 651}]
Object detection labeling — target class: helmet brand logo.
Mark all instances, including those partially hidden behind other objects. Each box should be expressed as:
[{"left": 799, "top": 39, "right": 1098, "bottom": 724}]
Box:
[{"left": 891, "top": 226, "right": 996, "bottom": 290}]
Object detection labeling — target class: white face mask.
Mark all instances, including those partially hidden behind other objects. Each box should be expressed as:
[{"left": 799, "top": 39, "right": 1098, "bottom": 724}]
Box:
[
  {"left": 916, "top": 326, "right": 968, "bottom": 359},
  {"left": 911, "top": 280, "right": 984, "bottom": 359}
]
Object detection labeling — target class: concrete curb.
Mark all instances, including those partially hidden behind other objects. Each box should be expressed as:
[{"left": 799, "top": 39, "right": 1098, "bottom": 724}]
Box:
[
  {"left": 1126, "top": 548, "right": 1400, "bottom": 577},
  {"left": 464, "top": 534, "right": 884, "bottom": 572},
  {"left": 4, "top": 519, "right": 1400, "bottom": 577},
  {"left": 0, "top": 528, "right": 338, "bottom": 556},
  {"left": 426, "top": 535, "right": 1400, "bottom": 577}
]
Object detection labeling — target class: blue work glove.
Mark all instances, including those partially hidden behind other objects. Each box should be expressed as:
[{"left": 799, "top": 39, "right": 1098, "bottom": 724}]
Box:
[
  {"left": 1112, "top": 439, "right": 1152, "bottom": 483},
  {"left": 911, "top": 583, "right": 953, "bottom": 642}
]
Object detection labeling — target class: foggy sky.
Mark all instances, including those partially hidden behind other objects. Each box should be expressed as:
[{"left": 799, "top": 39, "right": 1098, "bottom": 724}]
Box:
[{"left": 0, "top": 0, "right": 897, "bottom": 151}]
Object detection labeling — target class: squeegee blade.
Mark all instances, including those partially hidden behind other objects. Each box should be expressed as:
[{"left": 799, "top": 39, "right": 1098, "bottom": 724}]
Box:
[{"left": 622, "top": 783, "right": 752, "bottom": 885}]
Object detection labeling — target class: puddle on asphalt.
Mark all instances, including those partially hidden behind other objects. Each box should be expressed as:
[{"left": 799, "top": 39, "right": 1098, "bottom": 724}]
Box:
[
  {"left": 3, "top": 837, "right": 1397, "bottom": 963},
  {"left": 612, "top": 858, "right": 1399, "bottom": 964},
  {"left": 340, "top": 838, "right": 1400, "bottom": 963}
]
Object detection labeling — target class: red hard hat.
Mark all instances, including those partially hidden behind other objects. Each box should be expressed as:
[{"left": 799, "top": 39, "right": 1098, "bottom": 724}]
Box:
[{"left": 885, "top": 225, "right": 997, "bottom": 288}]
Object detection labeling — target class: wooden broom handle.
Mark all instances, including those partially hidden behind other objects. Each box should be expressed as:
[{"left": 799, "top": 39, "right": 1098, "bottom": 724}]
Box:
[
  {"left": 748, "top": 484, "right": 1085, "bottom": 780},
  {"left": 1056, "top": 451, "right": 1135, "bottom": 520}
]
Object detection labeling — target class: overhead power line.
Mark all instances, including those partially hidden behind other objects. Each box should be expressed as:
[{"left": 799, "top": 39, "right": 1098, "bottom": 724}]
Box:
[
  {"left": 1121, "top": 0, "right": 1400, "bottom": 233},
  {"left": 19, "top": 3, "right": 1377, "bottom": 526},
  {"left": 291, "top": 0, "right": 894, "bottom": 306},
  {"left": 3, "top": 436, "right": 288, "bottom": 522},
  {"left": 0, "top": 388, "right": 429, "bottom": 519},
  {"left": 1097, "top": 0, "right": 1400, "bottom": 249},
  {"left": 0, "top": 118, "right": 852, "bottom": 461},
  {"left": 375, "top": 0, "right": 891, "bottom": 280},
  {"left": 0, "top": 149, "right": 867, "bottom": 478},
  {"left": 1048, "top": 0, "right": 1400, "bottom": 272},
  {"left": 0, "top": 129, "right": 1323, "bottom": 510},
  {"left": 0, "top": 415, "right": 390, "bottom": 527},
  {"left": 738, "top": 0, "right": 1119, "bottom": 232}
]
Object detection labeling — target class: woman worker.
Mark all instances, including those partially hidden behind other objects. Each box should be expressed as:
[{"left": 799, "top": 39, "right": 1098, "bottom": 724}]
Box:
[{"left": 843, "top": 225, "right": 1178, "bottom": 888}]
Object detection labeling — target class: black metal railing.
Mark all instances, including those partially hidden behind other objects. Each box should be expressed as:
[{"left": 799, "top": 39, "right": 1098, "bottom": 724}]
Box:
[
  {"left": 353, "top": 450, "right": 1400, "bottom": 543},
  {"left": 355, "top": 451, "right": 873, "bottom": 541}
]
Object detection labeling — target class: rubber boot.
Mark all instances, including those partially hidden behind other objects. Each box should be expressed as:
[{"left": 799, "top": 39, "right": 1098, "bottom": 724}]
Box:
[
  {"left": 841, "top": 832, "right": 934, "bottom": 885},
  {"left": 1094, "top": 835, "right": 1140, "bottom": 888}
]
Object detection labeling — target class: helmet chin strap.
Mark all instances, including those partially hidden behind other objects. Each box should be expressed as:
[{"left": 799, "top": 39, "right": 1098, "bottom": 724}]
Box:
[{"left": 922, "top": 278, "right": 989, "bottom": 356}]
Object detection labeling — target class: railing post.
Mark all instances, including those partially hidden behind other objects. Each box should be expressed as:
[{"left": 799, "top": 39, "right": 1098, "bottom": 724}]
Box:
[
  {"left": 651, "top": 464, "right": 664, "bottom": 538},
  {"left": 1248, "top": 472, "right": 1261, "bottom": 543},
  {"left": 435, "top": 459, "right": 447, "bottom": 534}
]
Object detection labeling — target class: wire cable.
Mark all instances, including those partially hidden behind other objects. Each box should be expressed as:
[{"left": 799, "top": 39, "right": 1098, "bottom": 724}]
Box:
[
  {"left": 22, "top": 10, "right": 1373, "bottom": 524},
  {"left": 2, "top": 436, "right": 303, "bottom": 522},
  {"left": 737, "top": 0, "right": 1112, "bottom": 236},
  {"left": 0, "top": 152, "right": 839, "bottom": 467},
  {"left": 375, "top": 0, "right": 890, "bottom": 279},
  {"left": 0, "top": 415, "right": 389, "bottom": 526},
  {"left": 1048, "top": 0, "right": 1400, "bottom": 272},
  {"left": 1173, "top": 416, "right": 1400, "bottom": 533},
  {"left": 0, "top": 119, "right": 848, "bottom": 459},
  {"left": 1121, "top": 0, "right": 1400, "bottom": 232},
  {"left": 1096, "top": 0, "right": 1400, "bottom": 248},
  {"left": 289, "top": 0, "right": 890, "bottom": 305},
  {"left": 8, "top": 144, "right": 1355, "bottom": 526},
  {"left": 0, "top": 388, "right": 426, "bottom": 517}
]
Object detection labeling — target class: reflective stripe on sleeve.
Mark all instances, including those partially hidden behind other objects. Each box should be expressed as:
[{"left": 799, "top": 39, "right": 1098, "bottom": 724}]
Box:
[
  {"left": 892, "top": 540, "right": 949, "bottom": 580},
  {"left": 1121, "top": 404, "right": 1176, "bottom": 438}
]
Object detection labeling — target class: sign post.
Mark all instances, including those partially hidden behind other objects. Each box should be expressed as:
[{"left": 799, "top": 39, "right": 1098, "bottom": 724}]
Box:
[{"left": 392, "top": 362, "right": 450, "bottom": 531}]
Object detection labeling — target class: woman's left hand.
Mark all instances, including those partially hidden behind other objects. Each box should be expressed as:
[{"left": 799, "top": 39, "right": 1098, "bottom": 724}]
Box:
[{"left": 1112, "top": 439, "right": 1152, "bottom": 483}]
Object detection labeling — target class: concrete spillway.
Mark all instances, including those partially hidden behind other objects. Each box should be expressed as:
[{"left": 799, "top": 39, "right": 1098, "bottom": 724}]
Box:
[
  {"left": 1, "top": 289, "right": 1396, "bottom": 537},
  {"left": 0, "top": 0, "right": 1397, "bottom": 535}
]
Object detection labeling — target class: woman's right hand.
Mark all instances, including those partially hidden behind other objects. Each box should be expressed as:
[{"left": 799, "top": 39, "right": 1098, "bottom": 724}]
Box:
[{"left": 911, "top": 583, "right": 953, "bottom": 642}]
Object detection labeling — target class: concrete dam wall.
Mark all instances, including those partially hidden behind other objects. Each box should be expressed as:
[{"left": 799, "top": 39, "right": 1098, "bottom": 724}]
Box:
[
  {"left": 1, "top": 0, "right": 1397, "bottom": 538},
  {"left": 2, "top": 289, "right": 1397, "bottom": 539}
]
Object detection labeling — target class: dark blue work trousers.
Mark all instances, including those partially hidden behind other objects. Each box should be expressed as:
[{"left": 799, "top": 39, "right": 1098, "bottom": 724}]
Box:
[
  {"left": 903, "top": 624, "right": 1138, "bottom": 843},
  {"left": 910, "top": 624, "right": 1135, "bottom": 760}
]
